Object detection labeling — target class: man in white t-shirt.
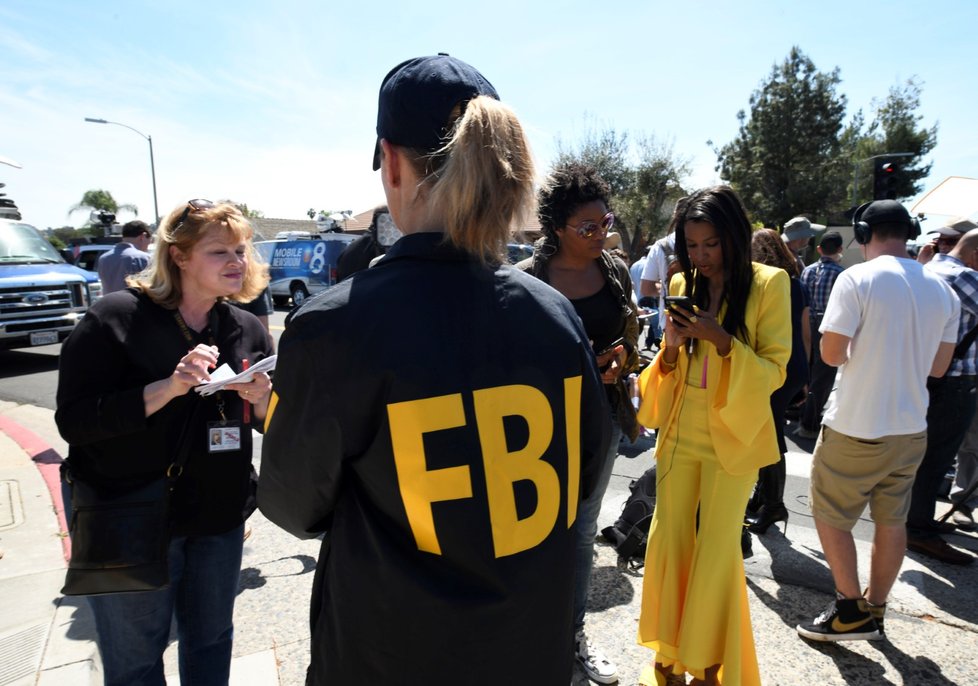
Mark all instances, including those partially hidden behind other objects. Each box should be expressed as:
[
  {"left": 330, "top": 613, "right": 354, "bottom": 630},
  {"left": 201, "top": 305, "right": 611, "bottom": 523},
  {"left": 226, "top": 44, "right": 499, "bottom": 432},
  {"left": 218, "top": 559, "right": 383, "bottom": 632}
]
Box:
[
  {"left": 797, "top": 200, "right": 959, "bottom": 644},
  {"left": 639, "top": 232, "right": 675, "bottom": 347}
]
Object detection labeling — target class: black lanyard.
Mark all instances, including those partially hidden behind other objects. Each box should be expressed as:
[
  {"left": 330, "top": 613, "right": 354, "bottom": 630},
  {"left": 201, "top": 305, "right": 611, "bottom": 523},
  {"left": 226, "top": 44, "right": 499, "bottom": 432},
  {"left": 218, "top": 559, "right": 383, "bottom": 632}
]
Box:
[{"left": 173, "top": 309, "right": 227, "bottom": 421}]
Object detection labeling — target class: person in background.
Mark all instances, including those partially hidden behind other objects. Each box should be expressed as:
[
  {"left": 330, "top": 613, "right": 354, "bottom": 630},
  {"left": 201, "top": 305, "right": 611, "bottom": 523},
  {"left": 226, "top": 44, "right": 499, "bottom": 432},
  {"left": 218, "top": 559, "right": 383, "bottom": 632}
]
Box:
[
  {"left": 56, "top": 200, "right": 273, "bottom": 685},
  {"left": 632, "top": 245, "right": 650, "bottom": 302},
  {"left": 904, "top": 228, "right": 978, "bottom": 565},
  {"left": 915, "top": 217, "right": 977, "bottom": 265},
  {"left": 518, "top": 162, "right": 640, "bottom": 684},
  {"left": 745, "top": 229, "right": 810, "bottom": 534},
  {"left": 335, "top": 205, "right": 401, "bottom": 280},
  {"left": 635, "top": 187, "right": 791, "bottom": 686},
  {"left": 97, "top": 219, "right": 152, "bottom": 293},
  {"left": 797, "top": 200, "right": 958, "bottom": 643},
  {"left": 781, "top": 216, "right": 816, "bottom": 274},
  {"left": 795, "top": 231, "right": 845, "bottom": 439},
  {"left": 258, "top": 54, "right": 610, "bottom": 686},
  {"left": 640, "top": 230, "right": 677, "bottom": 348}
]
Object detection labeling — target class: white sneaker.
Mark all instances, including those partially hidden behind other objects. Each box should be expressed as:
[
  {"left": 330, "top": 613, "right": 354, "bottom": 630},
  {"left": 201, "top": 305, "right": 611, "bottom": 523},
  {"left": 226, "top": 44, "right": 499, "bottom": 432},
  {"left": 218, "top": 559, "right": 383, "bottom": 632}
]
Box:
[
  {"left": 952, "top": 509, "right": 977, "bottom": 531},
  {"left": 574, "top": 630, "right": 618, "bottom": 684}
]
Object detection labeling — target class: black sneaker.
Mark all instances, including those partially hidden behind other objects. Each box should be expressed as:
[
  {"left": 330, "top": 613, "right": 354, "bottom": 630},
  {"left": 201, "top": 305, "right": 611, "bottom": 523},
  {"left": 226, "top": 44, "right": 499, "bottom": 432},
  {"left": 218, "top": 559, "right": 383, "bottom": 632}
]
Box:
[{"left": 797, "top": 596, "right": 881, "bottom": 642}]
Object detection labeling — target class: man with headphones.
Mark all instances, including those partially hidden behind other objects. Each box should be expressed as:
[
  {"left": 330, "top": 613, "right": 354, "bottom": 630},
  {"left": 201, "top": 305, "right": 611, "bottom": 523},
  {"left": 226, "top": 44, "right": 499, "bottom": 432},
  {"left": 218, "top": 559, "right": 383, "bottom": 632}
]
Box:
[{"left": 797, "top": 199, "right": 960, "bottom": 643}]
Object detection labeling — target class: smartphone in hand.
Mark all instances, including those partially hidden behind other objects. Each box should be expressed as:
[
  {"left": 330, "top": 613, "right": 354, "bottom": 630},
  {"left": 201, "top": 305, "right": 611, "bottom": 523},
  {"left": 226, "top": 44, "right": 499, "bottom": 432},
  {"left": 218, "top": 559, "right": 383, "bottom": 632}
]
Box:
[
  {"left": 664, "top": 296, "right": 695, "bottom": 317},
  {"left": 595, "top": 337, "right": 624, "bottom": 372}
]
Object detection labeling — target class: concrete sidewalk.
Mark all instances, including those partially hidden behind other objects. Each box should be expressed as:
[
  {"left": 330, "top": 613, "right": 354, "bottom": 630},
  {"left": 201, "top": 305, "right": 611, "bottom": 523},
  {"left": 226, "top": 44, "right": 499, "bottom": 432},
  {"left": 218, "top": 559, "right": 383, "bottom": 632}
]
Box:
[{"left": 2, "top": 398, "right": 977, "bottom": 685}]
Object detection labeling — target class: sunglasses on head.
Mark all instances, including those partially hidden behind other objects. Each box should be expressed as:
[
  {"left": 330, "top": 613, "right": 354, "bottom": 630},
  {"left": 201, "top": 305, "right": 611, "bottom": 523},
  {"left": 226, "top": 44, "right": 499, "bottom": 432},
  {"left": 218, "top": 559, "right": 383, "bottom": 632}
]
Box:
[
  {"left": 568, "top": 212, "right": 615, "bottom": 240},
  {"left": 175, "top": 199, "right": 215, "bottom": 227}
]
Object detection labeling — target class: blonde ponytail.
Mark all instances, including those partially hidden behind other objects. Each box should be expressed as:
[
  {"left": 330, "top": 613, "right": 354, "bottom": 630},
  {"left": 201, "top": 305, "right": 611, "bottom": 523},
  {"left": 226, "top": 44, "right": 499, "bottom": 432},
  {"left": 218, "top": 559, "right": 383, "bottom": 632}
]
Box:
[{"left": 422, "top": 96, "right": 535, "bottom": 263}]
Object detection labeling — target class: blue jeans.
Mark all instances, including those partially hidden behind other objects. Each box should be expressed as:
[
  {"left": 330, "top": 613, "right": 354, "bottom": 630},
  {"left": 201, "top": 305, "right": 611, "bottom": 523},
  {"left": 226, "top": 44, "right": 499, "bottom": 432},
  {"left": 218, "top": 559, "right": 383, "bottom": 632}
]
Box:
[
  {"left": 86, "top": 524, "right": 244, "bottom": 686},
  {"left": 573, "top": 415, "right": 621, "bottom": 631}
]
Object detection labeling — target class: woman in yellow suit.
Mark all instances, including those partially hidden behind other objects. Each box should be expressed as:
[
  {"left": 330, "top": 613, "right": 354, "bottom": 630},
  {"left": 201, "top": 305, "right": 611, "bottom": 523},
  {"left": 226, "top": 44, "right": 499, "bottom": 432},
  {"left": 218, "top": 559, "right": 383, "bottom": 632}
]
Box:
[{"left": 636, "top": 186, "right": 791, "bottom": 686}]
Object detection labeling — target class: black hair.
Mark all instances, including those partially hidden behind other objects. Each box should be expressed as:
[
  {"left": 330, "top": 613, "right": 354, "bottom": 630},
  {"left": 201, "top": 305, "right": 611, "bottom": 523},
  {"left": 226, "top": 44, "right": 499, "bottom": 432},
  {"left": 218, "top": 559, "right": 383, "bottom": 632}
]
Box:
[
  {"left": 121, "top": 220, "right": 150, "bottom": 238},
  {"left": 537, "top": 163, "right": 611, "bottom": 240},
  {"left": 673, "top": 186, "right": 753, "bottom": 344}
]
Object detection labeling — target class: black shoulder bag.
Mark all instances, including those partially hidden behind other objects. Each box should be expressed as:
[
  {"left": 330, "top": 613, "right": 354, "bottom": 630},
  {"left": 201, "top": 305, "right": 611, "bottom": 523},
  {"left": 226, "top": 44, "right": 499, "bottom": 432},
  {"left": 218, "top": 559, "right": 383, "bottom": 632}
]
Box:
[{"left": 61, "top": 397, "right": 199, "bottom": 596}]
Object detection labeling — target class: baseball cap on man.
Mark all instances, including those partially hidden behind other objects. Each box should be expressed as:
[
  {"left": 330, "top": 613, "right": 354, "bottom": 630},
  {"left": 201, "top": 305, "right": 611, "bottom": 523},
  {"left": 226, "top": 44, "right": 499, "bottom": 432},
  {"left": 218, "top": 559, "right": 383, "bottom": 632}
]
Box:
[
  {"left": 372, "top": 54, "right": 499, "bottom": 170},
  {"left": 860, "top": 200, "right": 911, "bottom": 227},
  {"left": 931, "top": 217, "right": 978, "bottom": 237}
]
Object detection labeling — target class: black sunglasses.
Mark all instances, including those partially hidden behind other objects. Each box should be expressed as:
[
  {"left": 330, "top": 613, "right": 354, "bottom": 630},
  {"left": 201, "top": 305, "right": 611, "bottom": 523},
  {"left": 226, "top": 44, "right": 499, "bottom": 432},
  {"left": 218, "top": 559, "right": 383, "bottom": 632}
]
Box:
[{"left": 175, "top": 198, "right": 215, "bottom": 227}]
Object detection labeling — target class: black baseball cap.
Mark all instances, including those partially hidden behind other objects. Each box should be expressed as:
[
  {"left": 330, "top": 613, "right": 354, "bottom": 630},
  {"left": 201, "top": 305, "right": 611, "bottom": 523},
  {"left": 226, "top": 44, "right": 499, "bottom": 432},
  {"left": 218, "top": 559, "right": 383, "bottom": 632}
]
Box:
[
  {"left": 372, "top": 54, "right": 499, "bottom": 170},
  {"left": 860, "top": 200, "right": 911, "bottom": 227}
]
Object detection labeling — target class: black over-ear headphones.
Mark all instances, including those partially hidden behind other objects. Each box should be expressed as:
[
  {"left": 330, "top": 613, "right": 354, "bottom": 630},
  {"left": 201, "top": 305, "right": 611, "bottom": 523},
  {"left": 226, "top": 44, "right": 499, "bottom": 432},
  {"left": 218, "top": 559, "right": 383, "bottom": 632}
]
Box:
[
  {"left": 852, "top": 201, "right": 921, "bottom": 245},
  {"left": 852, "top": 202, "right": 873, "bottom": 245}
]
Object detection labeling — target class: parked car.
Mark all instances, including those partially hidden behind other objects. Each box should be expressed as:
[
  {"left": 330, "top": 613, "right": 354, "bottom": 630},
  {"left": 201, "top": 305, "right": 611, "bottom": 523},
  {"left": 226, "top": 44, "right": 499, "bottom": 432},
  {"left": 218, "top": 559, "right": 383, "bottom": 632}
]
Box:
[
  {"left": 72, "top": 243, "right": 114, "bottom": 273},
  {"left": 0, "top": 219, "right": 102, "bottom": 349}
]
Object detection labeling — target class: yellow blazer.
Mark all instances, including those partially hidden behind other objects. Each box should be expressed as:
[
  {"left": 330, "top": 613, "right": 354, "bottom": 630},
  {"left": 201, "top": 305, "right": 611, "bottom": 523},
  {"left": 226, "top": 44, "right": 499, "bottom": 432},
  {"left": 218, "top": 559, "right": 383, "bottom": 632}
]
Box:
[{"left": 637, "top": 262, "right": 791, "bottom": 475}]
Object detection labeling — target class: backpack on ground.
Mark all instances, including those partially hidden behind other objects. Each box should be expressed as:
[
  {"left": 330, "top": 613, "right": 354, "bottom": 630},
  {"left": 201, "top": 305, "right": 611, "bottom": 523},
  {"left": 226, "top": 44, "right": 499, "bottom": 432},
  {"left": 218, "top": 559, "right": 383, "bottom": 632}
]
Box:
[{"left": 601, "top": 464, "right": 656, "bottom": 565}]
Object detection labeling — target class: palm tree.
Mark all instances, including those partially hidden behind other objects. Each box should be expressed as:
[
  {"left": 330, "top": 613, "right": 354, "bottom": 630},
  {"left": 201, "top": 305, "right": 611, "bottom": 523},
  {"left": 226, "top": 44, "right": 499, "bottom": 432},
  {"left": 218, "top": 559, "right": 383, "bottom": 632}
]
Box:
[{"left": 68, "top": 189, "right": 138, "bottom": 224}]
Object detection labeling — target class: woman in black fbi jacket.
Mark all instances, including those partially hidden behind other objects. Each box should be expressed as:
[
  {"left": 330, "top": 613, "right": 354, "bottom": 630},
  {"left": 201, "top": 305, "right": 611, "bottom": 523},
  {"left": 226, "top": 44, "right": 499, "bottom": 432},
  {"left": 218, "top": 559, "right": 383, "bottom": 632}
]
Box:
[{"left": 258, "top": 54, "right": 612, "bottom": 686}]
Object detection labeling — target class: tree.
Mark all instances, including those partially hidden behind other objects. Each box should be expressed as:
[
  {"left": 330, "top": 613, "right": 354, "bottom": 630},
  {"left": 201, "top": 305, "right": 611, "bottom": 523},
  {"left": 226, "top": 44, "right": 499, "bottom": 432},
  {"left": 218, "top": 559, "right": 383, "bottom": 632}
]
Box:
[
  {"left": 850, "top": 78, "right": 938, "bottom": 204},
  {"left": 713, "top": 47, "right": 849, "bottom": 227},
  {"left": 68, "top": 189, "right": 137, "bottom": 224},
  {"left": 553, "top": 124, "right": 690, "bottom": 259}
]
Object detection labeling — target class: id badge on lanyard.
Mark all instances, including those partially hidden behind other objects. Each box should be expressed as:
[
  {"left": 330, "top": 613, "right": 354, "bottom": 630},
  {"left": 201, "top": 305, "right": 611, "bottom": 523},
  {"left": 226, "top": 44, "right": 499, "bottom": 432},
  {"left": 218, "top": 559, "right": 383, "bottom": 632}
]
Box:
[{"left": 173, "top": 309, "right": 243, "bottom": 455}]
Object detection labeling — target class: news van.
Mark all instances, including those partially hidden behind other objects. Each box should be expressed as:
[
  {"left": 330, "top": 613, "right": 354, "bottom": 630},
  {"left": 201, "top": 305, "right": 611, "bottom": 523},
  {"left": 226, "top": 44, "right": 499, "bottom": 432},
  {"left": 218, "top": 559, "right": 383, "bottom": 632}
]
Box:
[{"left": 255, "top": 233, "right": 357, "bottom": 306}]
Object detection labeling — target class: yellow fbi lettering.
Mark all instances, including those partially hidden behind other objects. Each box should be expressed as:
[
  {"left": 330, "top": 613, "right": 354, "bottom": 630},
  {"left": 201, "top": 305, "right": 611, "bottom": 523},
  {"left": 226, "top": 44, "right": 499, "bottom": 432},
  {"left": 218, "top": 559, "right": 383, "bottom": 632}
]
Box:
[{"left": 387, "top": 377, "right": 583, "bottom": 558}]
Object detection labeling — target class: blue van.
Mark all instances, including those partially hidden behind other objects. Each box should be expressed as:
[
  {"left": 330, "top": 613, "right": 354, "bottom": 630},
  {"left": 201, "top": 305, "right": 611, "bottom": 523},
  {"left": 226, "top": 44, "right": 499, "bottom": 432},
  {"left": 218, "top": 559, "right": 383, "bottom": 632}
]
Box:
[{"left": 255, "top": 233, "right": 356, "bottom": 306}]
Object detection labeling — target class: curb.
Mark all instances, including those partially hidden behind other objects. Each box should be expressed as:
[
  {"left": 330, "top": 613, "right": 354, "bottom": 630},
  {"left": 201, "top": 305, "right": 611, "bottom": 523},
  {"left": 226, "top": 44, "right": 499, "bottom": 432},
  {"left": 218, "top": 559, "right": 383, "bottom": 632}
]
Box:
[{"left": 0, "top": 416, "right": 70, "bottom": 562}]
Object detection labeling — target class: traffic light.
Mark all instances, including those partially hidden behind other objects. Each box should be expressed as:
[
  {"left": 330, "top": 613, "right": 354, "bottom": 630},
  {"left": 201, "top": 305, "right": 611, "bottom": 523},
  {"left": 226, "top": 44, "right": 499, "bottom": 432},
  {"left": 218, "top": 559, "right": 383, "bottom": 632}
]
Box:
[{"left": 873, "top": 160, "right": 899, "bottom": 200}]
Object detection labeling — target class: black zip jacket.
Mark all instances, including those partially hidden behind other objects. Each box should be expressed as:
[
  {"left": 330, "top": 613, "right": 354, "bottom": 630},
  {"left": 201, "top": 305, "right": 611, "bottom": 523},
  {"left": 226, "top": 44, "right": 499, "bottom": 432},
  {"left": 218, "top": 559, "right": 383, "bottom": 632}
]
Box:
[
  {"left": 55, "top": 289, "right": 272, "bottom": 536},
  {"left": 259, "top": 232, "right": 611, "bottom": 686}
]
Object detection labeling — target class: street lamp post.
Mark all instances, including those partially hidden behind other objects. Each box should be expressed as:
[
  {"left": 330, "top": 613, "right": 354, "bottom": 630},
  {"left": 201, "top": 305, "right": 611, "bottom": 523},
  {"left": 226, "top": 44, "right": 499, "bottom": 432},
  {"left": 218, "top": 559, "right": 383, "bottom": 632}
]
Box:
[{"left": 84, "top": 117, "right": 159, "bottom": 226}]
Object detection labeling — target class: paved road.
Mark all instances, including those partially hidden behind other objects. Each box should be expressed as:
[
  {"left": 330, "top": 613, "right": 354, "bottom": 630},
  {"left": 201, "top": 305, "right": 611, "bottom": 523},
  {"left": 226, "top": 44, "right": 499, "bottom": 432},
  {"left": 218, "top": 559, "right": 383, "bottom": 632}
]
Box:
[{"left": 2, "top": 311, "right": 977, "bottom": 685}]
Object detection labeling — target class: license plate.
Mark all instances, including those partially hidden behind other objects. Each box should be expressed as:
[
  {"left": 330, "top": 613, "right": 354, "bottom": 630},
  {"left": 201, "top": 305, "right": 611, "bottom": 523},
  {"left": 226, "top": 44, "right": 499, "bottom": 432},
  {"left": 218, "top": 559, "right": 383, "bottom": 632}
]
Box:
[{"left": 29, "top": 331, "right": 59, "bottom": 346}]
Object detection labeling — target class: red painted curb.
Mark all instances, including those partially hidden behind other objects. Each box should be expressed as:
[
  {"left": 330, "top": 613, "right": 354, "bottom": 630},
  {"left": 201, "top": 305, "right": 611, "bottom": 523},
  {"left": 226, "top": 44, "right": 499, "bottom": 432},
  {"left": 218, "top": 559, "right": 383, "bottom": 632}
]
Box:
[{"left": 0, "top": 416, "right": 71, "bottom": 563}]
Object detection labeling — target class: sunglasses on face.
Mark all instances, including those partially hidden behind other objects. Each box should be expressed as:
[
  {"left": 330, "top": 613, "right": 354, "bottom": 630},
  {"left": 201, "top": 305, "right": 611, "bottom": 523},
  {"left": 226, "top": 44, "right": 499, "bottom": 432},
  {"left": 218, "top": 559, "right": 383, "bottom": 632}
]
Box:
[
  {"left": 175, "top": 199, "right": 215, "bottom": 227},
  {"left": 568, "top": 212, "right": 615, "bottom": 240}
]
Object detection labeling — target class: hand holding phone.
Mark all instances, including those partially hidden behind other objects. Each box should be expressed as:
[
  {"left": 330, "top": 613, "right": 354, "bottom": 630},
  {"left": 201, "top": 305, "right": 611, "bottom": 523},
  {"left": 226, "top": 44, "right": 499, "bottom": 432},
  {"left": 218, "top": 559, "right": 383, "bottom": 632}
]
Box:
[
  {"left": 665, "top": 296, "right": 695, "bottom": 318},
  {"left": 595, "top": 337, "right": 625, "bottom": 375}
]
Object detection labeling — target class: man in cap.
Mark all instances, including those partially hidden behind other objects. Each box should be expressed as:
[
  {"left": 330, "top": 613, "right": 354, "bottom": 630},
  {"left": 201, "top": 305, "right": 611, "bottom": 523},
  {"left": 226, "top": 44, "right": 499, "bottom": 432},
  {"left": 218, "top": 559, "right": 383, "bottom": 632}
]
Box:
[
  {"left": 796, "top": 231, "right": 846, "bottom": 439},
  {"left": 797, "top": 200, "right": 959, "bottom": 643},
  {"left": 916, "top": 217, "right": 978, "bottom": 265},
  {"left": 904, "top": 228, "right": 978, "bottom": 565}
]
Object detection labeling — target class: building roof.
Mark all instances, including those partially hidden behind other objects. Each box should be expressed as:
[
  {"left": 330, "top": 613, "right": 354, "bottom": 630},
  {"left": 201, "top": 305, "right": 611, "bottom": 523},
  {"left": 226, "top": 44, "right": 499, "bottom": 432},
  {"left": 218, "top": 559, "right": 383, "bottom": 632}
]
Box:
[{"left": 251, "top": 206, "right": 542, "bottom": 243}]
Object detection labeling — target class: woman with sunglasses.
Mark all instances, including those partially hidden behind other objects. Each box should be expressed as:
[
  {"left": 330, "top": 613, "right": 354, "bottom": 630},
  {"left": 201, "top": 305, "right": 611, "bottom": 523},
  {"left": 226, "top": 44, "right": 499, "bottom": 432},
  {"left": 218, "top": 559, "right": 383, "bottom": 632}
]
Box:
[
  {"left": 634, "top": 187, "right": 790, "bottom": 686},
  {"left": 258, "top": 55, "right": 611, "bottom": 685},
  {"left": 56, "top": 200, "right": 273, "bottom": 685},
  {"left": 518, "top": 162, "right": 640, "bottom": 685}
]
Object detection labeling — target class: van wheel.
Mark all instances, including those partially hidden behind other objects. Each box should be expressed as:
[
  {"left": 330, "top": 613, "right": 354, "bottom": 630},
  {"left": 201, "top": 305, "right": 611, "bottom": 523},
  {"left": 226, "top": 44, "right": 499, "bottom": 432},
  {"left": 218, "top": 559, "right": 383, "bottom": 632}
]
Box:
[{"left": 290, "top": 283, "right": 309, "bottom": 307}]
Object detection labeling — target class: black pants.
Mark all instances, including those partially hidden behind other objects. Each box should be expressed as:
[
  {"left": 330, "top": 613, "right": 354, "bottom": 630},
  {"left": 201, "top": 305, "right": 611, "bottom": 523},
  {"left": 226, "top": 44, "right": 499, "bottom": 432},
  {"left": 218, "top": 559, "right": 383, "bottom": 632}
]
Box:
[
  {"left": 907, "top": 375, "right": 977, "bottom": 538},
  {"left": 801, "top": 323, "right": 835, "bottom": 432}
]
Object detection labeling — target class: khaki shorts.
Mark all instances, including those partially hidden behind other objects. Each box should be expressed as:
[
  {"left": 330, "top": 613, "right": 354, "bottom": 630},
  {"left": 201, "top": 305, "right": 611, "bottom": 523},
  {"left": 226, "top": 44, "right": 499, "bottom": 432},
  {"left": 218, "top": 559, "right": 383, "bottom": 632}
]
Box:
[{"left": 809, "top": 426, "right": 927, "bottom": 530}]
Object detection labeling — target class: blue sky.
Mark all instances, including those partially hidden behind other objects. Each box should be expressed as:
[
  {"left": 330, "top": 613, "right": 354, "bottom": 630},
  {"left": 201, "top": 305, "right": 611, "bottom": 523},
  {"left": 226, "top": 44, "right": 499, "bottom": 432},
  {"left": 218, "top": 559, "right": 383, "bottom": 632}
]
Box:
[{"left": 1, "top": 0, "right": 975, "bottom": 231}]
